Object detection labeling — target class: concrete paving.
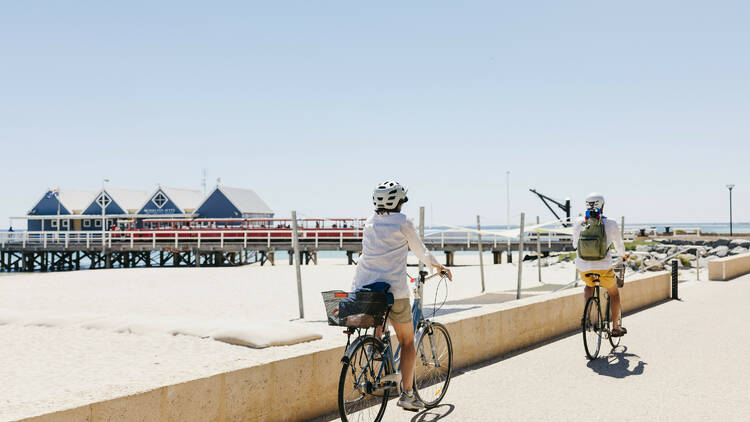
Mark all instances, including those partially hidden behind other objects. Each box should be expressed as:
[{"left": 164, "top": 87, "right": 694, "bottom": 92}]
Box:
[{"left": 318, "top": 275, "right": 750, "bottom": 421}]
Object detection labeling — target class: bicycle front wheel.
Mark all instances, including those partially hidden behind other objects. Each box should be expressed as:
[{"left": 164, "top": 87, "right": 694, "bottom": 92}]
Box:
[
  {"left": 414, "top": 322, "right": 453, "bottom": 408},
  {"left": 582, "top": 297, "right": 603, "bottom": 360},
  {"left": 338, "top": 336, "right": 391, "bottom": 422}
]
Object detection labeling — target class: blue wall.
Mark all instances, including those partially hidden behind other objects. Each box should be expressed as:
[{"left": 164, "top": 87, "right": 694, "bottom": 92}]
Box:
[
  {"left": 195, "top": 189, "right": 241, "bottom": 218},
  {"left": 82, "top": 193, "right": 125, "bottom": 216},
  {"left": 28, "top": 191, "right": 71, "bottom": 231},
  {"left": 138, "top": 190, "right": 182, "bottom": 215}
]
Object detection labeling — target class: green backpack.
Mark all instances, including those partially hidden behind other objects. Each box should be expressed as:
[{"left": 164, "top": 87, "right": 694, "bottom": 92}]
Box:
[{"left": 577, "top": 218, "right": 610, "bottom": 261}]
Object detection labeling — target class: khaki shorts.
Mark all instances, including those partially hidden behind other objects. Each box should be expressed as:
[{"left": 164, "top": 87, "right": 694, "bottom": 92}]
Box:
[
  {"left": 580, "top": 269, "right": 617, "bottom": 290},
  {"left": 388, "top": 298, "right": 412, "bottom": 324}
]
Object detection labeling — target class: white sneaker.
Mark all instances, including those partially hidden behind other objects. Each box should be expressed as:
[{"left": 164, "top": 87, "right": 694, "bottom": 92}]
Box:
[{"left": 397, "top": 391, "right": 425, "bottom": 411}]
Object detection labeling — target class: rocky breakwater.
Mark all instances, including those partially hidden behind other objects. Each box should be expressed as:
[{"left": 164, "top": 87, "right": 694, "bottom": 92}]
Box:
[{"left": 628, "top": 238, "right": 750, "bottom": 271}]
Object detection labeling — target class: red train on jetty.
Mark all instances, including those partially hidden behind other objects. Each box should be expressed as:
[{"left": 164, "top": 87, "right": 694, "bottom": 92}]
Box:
[{"left": 119, "top": 218, "right": 367, "bottom": 239}]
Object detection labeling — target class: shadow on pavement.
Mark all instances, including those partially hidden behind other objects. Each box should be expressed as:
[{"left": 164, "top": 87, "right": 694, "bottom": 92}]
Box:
[
  {"left": 587, "top": 346, "right": 647, "bottom": 378},
  {"left": 411, "top": 404, "right": 455, "bottom": 422}
]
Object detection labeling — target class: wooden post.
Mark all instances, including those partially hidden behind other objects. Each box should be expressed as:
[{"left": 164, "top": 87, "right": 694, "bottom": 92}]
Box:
[
  {"left": 536, "top": 216, "right": 542, "bottom": 283},
  {"left": 477, "top": 215, "right": 486, "bottom": 293},
  {"left": 291, "top": 210, "right": 304, "bottom": 319},
  {"left": 516, "top": 213, "right": 525, "bottom": 300}
]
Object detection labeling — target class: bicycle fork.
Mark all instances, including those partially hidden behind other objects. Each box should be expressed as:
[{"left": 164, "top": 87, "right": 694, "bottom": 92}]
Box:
[{"left": 417, "top": 323, "right": 442, "bottom": 368}]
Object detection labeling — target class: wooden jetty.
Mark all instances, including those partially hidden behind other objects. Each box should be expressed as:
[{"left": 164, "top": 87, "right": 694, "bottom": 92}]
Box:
[{"left": 0, "top": 229, "right": 575, "bottom": 272}]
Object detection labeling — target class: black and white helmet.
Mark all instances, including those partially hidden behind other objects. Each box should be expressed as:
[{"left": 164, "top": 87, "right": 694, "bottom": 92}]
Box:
[{"left": 372, "top": 180, "right": 408, "bottom": 210}]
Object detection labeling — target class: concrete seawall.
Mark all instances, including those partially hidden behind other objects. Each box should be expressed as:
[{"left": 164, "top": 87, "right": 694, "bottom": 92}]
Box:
[
  {"left": 20, "top": 271, "right": 671, "bottom": 422},
  {"left": 708, "top": 253, "right": 750, "bottom": 281}
]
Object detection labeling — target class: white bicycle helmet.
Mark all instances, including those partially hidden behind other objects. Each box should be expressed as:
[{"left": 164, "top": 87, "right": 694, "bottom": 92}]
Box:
[
  {"left": 372, "top": 180, "right": 408, "bottom": 210},
  {"left": 585, "top": 192, "right": 605, "bottom": 209}
]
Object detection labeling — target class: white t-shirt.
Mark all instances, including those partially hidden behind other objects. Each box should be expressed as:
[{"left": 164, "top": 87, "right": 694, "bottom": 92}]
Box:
[
  {"left": 572, "top": 216, "right": 626, "bottom": 272},
  {"left": 351, "top": 212, "right": 441, "bottom": 299}
]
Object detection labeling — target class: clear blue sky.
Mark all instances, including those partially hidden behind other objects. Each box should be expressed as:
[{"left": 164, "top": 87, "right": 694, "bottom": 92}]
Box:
[{"left": 1, "top": 1, "right": 748, "bottom": 228}]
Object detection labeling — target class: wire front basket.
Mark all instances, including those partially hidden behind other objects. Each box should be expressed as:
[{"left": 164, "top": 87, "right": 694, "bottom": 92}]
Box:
[{"left": 321, "top": 290, "right": 388, "bottom": 328}]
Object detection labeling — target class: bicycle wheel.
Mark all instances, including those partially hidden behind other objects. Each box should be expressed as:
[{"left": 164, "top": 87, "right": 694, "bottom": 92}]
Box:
[
  {"left": 607, "top": 294, "right": 622, "bottom": 348},
  {"left": 582, "top": 297, "right": 603, "bottom": 360},
  {"left": 414, "top": 322, "right": 453, "bottom": 408},
  {"left": 338, "top": 336, "right": 391, "bottom": 422}
]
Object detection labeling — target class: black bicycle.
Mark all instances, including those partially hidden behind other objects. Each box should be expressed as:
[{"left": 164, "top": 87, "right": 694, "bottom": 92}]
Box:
[{"left": 581, "top": 267, "right": 624, "bottom": 360}]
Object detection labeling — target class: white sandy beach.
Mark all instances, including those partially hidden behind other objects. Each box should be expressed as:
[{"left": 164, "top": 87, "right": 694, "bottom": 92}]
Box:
[{"left": 0, "top": 253, "right": 691, "bottom": 421}]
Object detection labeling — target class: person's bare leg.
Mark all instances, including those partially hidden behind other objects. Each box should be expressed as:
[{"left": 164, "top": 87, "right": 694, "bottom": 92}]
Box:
[
  {"left": 391, "top": 321, "right": 415, "bottom": 392},
  {"left": 607, "top": 286, "right": 621, "bottom": 330}
]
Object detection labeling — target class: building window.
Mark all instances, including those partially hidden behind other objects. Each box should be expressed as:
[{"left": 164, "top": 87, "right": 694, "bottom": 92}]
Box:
[
  {"left": 97, "top": 193, "right": 111, "bottom": 209},
  {"left": 84, "top": 219, "right": 91, "bottom": 228},
  {"left": 94, "top": 219, "right": 102, "bottom": 228},
  {"left": 51, "top": 220, "right": 58, "bottom": 228},
  {"left": 62, "top": 220, "right": 69, "bottom": 228},
  {"left": 152, "top": 192, "right": 168, "bottom": 208}
]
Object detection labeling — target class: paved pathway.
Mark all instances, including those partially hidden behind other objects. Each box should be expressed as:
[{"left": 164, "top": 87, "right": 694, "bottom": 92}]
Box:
[{"left": 322, "top": 275, "right": 750, "bottom": 421}]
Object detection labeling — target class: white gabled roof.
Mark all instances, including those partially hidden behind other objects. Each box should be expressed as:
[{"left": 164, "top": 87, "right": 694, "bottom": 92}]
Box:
[
  {"left": 58, "top": 189, "right": 99, "bottom": 213},
  {"left": 27, "top": 188, "right": 98, "bottom": 215},
  {"left": 218, "top": 186, "right": 274, "bottom": 215},
  {"left": 161, "top": 187, "right": 204, "bottom": 211},
  {"left": 103, "top": 188, "right": 151, "bottom": 212}
]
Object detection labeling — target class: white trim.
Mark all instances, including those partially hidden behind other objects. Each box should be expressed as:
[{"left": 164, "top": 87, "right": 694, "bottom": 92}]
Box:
[
  {"left": 152, "top": 191, "right": 168, "bottom": 209},
  {"left": 137, "top": 187, "right": 171, "bottom": 213}
]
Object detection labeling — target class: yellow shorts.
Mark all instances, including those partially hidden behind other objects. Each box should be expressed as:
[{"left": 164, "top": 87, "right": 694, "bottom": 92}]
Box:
[
  {"left": 388, "top": 298, "right": 412, "bottom": 324},
  {"left": 580, "top": 270, "right": 617, "bottom": 290}
]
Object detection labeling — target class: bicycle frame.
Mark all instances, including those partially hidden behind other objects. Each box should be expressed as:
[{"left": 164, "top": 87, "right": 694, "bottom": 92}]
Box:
[
  {"left": 347, "top": 271, "right": 443, "bottom": 391},
  {"left": 590, "top": 281, "right": 612, "bottom": 332}
]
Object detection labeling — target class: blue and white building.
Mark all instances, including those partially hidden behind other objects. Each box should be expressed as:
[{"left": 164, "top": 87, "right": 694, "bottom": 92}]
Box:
[
  {"left": 22, "top": 184, "right": 273, "bottom": 231},
  {"left": 80, "top": 188, "right": 150, "bottom": 231},
  {"left": 27, "top": 189, "right": 97, "bottom": 231},
  {"left": 195, "top": 186, "right": 274, "bottom": 219},
  {"left": 138, "top": 186, "right": 204, "bottom": 216}
]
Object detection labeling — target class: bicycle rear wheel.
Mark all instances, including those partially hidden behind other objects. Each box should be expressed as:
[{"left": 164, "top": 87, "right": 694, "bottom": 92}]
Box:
[
  {"left": 338, "top": 336, "right": 391, "bottom": 422},
  {"left": 414, "top": 322, "right": 453, "bottom": 408},
  {"left": 582, "top": 297, "right": 603, "bottom": 360}
]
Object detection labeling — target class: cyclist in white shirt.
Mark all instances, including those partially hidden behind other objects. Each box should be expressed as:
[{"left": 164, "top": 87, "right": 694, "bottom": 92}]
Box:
[
  {"left": 352, "top": 180, "right": 452, "bottom": 411},
  {"left": 572, "top": 192, "right": 629, "bottom": 337}
]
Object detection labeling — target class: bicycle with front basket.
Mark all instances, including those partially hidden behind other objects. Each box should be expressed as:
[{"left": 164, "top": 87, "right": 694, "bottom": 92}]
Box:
[
  {"left": 322, "top": 270, "right": 453, "bottom": 422},
  {"left": 581, "top": 264, "right": 626, "bottom": 359}
]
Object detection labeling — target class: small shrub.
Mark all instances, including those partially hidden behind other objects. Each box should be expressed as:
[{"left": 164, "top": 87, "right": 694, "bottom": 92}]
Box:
[
  {"left": 557, "top": 252, "right": 576, "bottom": 263},
  {"left": 678, "top": 255, "right": 692, "bottom": 267}
]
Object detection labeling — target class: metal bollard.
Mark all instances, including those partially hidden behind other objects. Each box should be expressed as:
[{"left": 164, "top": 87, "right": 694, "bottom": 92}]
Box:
[{"left": 671, "top": 260, "right": 678, "bottom": 300}]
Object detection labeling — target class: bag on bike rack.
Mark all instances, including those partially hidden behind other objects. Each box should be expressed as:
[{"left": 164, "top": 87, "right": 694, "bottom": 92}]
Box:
[{"left": 321, "top": 283, "right": 390, "bottom": 328}]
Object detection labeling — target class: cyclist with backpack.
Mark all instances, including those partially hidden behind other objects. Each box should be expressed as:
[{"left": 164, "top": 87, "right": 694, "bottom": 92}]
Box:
[
  {"left": 351, "top": 180, "right": 452, "bottom": 411},
  {"left": 573, "top": 193, "right": 629, "bottom": 337}
]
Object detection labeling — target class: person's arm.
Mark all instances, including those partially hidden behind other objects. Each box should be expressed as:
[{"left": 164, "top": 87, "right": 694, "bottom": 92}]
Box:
[
  {"left": 608, "top": 220, "right": 627, "bottom": 257},
  {"left": 401, "top": 218, "right": 452, "bottom": 280}
]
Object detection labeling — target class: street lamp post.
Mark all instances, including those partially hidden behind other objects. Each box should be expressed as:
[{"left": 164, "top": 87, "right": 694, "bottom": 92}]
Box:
[{"left": 727, "top": 184, "right": 735, "bottom": 236}]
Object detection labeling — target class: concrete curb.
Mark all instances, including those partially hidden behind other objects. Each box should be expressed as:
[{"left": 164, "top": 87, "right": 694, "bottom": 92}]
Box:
[
  {"left": 19, "top": 271, "right": 670, "bottom": 422},
  {"left": 708, "top": 252, "right": 750, "bottom": 281}
]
